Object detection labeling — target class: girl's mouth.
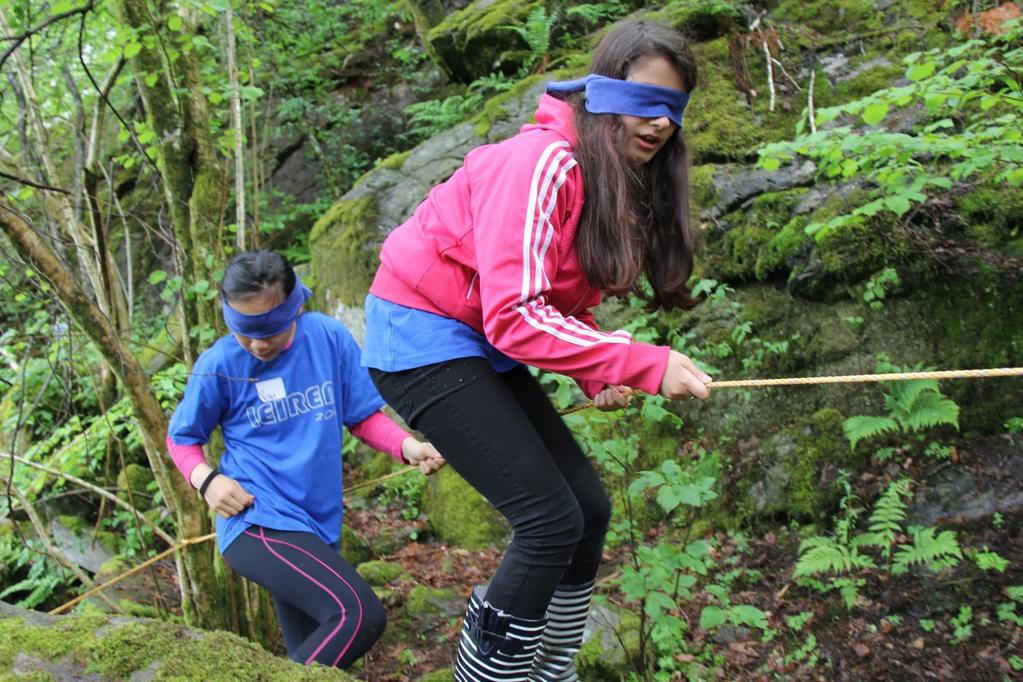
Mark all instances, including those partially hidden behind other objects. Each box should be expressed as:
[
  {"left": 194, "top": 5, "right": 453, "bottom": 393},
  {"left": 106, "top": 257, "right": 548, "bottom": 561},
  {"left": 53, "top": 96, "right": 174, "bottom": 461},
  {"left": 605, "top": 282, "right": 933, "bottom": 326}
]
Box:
[{"left": 635, "top": 134, "right": 660, "bottom": 150}]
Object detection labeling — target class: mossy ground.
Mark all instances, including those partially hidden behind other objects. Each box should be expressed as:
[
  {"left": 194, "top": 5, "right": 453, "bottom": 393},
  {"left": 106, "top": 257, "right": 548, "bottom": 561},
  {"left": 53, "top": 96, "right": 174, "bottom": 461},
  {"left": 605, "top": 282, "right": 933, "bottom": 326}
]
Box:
[{"left": 0, "top": 609, "right": 354, "bottom": 681}]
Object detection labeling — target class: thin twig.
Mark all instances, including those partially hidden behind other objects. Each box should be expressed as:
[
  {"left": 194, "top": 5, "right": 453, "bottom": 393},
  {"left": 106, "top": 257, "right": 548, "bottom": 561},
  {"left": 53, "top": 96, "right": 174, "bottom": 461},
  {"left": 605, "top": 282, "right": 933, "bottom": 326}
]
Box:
[
  {"left": 808, "top": 68, "right": 817, "bottom": 134},
  {"left": 0, "top": 169, "right": 71, "bottom": 194},
  {"left": 2, "top": 474, "right": 123, "bottom": 613},
  {"left": 763, "top": 38, "right": 776, "bottom": 112},
  {"left": 0, "top": 1, "right": 94, "bottom": 75},
  {"left": 3, "top": 451, "right": 175, "bottom": 545}
]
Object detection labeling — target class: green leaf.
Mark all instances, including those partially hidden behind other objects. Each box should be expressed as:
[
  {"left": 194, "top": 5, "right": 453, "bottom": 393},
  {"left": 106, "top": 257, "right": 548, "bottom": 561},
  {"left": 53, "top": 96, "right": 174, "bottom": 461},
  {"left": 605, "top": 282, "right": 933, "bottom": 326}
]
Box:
[
  {"left": 884, "top": 194, "right": 912, "bottom": 216},
  {"left": 906, "top": 60, "right": 936, "bottom": 82},
  {"left": 1006, "top": 168, "right": 1023, "bottom": 187},
  {"left": 761, "top": 156, "right": 781, "bottom": 171},
  {"left": 699, "top": 606, "right": 728, "bottom": 630},
  {"left": 843, "top": 415, "right": 899, "bottom": 450},
  {"left": 124, "top": 41, "right": 142, "bottom": 59},
  {"left": 167, "top": 15, "right": 183, "bottom": 31},
  {"left": 862, "top": 103, "right": 888, "bottom": 127},
  {"left": 148, "top": 270, "right": 168, "bottom": 285}
]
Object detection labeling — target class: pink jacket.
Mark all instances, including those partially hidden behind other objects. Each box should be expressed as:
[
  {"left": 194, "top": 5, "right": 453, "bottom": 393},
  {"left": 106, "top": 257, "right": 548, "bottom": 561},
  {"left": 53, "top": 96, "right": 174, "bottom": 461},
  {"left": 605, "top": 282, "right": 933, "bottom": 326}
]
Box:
[{"left": 370, "top": 94, "right": 670, "bottom": 398}]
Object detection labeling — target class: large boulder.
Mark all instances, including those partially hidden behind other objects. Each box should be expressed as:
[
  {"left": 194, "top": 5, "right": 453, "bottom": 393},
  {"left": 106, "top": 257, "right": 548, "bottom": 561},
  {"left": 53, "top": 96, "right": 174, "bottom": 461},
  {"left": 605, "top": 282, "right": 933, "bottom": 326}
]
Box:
[
  {"left": 308, "top": 77, "right": 549, "bottom": 318},
  {"left": 0, "top": 601, "right": 356, "bottom": 680}
]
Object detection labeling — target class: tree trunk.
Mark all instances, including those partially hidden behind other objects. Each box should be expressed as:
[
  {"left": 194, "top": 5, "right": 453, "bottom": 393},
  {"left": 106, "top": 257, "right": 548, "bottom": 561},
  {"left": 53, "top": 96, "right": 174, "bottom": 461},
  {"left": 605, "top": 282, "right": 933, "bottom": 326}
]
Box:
[
  {"left": 115, "top": 0, "right": 223, "bottom": 367},
  {"left": 0, "top": 203, "right": 230, "bottom": 630}
]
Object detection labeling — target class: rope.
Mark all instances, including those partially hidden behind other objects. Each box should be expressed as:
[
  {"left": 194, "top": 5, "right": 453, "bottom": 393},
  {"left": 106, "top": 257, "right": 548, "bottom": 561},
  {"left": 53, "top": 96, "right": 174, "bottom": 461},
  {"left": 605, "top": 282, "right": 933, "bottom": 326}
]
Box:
[
  {"left": 47, "top": 467, "right": 423, "bottom": 614},
  {"left": 49, "top": 532, "right": 216, "bottom": 615},
  {"left": 47, "top": 365, "right": 1023, "bottom": 615},
  {"left": 562, "top": 366, "right": 1023, "bottom": 415}
]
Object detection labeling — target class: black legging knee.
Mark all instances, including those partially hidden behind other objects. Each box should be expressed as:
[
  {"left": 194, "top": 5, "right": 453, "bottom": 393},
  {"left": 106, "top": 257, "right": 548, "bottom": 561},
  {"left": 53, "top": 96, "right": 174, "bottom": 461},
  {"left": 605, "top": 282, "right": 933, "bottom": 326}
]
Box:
[
  {"left": 223, "top": 526, "right": 386, "bottom": 668},
  {"left": 371, "top": 359, "right": 611, "bottom": 619}
]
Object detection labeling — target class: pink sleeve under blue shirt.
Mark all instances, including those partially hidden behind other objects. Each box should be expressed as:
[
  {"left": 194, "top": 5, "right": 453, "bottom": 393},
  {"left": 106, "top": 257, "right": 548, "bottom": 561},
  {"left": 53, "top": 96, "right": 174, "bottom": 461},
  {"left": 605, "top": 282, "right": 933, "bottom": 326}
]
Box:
[{"left": 168, "top": 312, "right": 397, "bottom": 553}]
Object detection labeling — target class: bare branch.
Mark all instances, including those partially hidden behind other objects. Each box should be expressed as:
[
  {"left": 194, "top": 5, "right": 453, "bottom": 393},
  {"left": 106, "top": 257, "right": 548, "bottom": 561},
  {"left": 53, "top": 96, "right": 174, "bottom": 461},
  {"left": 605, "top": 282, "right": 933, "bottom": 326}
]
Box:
[
  {"left": 3, "top": 451, "right": 175, "bottom": 546},
  {"left": 0, "top": 169, "right": 71, "bottom": 194},
  {"left": 0, "top": 1, "right": 95, "bottom": 76},
  {"left": 1, "top": 474, "right": 123, "bottom": 612}
]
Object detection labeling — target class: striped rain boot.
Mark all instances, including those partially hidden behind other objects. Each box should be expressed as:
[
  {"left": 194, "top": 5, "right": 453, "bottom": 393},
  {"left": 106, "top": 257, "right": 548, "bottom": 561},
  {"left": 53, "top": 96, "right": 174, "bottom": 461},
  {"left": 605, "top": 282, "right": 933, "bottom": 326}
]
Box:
[
  {"left": 528, "top": 581, "right": 594, "bottom": 681},
  {"left": 454, "top": 585, "right": 548, "bottom": 681}
]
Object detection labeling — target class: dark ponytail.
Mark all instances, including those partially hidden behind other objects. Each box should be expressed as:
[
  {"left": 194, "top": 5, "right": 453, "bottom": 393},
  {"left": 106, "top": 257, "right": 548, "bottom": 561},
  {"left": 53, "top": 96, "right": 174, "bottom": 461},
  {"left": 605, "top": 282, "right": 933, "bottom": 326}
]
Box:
[{"left": 220, "top": 250, "right": 297, "bottom": 302}]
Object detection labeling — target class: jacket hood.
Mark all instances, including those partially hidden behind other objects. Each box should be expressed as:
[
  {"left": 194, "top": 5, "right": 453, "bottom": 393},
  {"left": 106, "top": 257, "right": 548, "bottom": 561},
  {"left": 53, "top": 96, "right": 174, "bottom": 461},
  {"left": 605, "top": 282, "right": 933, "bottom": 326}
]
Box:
[{"left": 521, "top": 94, "right": 578, "bottom": 147}]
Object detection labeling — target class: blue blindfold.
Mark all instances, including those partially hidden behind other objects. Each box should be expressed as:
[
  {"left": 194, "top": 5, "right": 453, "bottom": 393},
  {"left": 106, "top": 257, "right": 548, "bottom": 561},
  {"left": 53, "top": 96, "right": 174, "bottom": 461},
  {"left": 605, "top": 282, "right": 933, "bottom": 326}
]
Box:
[
  {"left": 546, "top": 74, "right": 689, "bottom": 129},
  {"left": 222, "top": 277, "right": 312, "bottom": 338}
]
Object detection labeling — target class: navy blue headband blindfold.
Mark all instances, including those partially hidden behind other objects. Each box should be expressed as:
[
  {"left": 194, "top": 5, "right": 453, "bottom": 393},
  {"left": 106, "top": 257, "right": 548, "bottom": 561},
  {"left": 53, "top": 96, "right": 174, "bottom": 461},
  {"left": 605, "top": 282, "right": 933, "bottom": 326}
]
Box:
[
  {"left": 546, "top": 74, "right": 689, "bottom": 129},
  {"left": 222, "top": 277, "right": 312, "bottom": 338}
]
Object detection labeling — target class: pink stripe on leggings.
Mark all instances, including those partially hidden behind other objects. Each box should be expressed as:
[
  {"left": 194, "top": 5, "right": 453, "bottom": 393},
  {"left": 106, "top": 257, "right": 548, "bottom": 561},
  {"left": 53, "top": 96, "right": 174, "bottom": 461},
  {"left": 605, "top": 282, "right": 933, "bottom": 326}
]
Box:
[{"left": 245, "top": 529, "right": 365, "bottom": 666}]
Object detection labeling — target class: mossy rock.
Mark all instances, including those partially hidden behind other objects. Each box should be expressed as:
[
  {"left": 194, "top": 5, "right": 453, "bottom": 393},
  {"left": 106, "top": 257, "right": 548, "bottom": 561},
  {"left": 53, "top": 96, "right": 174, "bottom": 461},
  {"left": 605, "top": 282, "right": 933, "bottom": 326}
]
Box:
[
  {"left": 0, "top": 601, "right": 355, "bottom": 681},
  {"left": 422, "top": 466, "right": 509, "bottom": 550},
  {"left": 308, "top": 195, "right": 380, "bottom": 311},
  {"left": 420, "top": 670, "right": 454, "bottom": 682},
  {"left": 426, "top": 0, "right": 544, "bottom": 82},
  {"left": 644, "top": 1, "right": 744, "bottom": 41},
  {"left": 686, "top": 38, "right": 803, "bottom": 163},
  {"left": 340, "top": 525, "right": 372, "bottom": 566},
  {"left": 773, "top": 0, "right": 883, "bottom": 34},
  {"left": 116, "top": 463, "right": 154, "bottom": 503},
  {"left": 956, "top": 180, "right": 1023, "bottom": 254},
  {"left": 355, "top": 560, "right": 409, "bottom": 587},
  {"left": 732, "top": 408, "right": 861, "bottom": 525},
  {"left": 576, "top": 601, "right": 640, "bottom": 681}
]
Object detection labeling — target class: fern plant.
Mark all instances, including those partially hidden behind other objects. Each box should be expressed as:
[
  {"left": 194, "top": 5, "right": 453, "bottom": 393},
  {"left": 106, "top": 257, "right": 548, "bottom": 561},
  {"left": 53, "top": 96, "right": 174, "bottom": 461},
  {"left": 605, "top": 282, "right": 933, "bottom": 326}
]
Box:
[
  {"left": 891, "top": 527, "right": 963, "bottom": 575},
  {"left": 502, "top": 5, "right": 558, "bottom": 75},
  {"left": 843, "top": 357, "right": 960, "bottom": 451},
  {"left": 795, "top": 477, "right": 963, "bottom": 609}
]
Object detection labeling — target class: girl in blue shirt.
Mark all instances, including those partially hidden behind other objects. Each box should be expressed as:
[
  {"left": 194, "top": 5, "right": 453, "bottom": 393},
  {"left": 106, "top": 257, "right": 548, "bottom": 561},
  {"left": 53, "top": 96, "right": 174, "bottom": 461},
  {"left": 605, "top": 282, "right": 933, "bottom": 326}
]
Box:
[{"left": 168, "top": 250, "right": 443, "bottom": 669}]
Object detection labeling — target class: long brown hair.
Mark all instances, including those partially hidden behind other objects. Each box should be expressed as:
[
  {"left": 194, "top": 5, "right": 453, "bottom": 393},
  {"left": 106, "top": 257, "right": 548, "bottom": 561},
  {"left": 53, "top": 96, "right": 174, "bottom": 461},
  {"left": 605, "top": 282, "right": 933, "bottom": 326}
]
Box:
[{"left": 569, "top": 21, "right": 698, "bottom": 309}]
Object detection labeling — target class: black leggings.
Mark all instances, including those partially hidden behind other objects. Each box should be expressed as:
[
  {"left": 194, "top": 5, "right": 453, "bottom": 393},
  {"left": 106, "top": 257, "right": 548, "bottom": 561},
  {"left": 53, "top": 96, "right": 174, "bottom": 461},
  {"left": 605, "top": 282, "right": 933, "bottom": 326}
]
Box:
[
  {"left": 370, "top": 358, "right": 611, "bottom": 620},
  {"left": 222, "top": 526, "right": 386, "bottom": 668}
]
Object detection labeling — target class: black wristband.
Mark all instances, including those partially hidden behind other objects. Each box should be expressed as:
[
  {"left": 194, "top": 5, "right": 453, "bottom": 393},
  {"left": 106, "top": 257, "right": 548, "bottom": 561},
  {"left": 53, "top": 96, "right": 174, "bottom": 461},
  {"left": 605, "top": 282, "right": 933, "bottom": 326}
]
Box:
[{"left": 198, "top": 469, "right": 221, "bottom": 498}]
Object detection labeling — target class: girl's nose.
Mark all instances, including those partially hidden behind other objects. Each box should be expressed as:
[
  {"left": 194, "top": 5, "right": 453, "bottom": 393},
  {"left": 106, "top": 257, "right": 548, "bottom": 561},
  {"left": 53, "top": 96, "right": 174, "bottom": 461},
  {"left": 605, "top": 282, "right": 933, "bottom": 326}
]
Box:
[{"left": 650, "top": 115, "right": 671, "bottom": 131}]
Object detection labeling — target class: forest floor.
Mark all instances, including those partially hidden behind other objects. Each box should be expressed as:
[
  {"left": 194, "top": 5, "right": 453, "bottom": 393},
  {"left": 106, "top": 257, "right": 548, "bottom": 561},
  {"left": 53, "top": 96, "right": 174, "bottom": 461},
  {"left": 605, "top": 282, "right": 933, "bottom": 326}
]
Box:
[
  {"left": 343, "top": 438, "right": 1023, "bottom": 681},
  {"left": 125, "top": 440, "right": 1022, "bottom": 681}
]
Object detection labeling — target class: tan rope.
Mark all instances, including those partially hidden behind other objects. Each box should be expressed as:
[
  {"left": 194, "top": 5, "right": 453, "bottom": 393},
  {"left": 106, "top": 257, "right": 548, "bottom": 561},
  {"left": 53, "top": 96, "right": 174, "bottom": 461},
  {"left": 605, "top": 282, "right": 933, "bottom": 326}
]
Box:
[
  {"left": 708, "top": 366, "right": 1023, "bottom": 388},
  {"left": 561, "top": 367, "right": 1023, "bottom": 415},
  {"left": 47, "top": 467, "right": 424, "bottom": 614},
  {"left": 48, "top": 365, "right": 1023, "bottom": 614},
  {"left": 49, "top": 532, "right": 216, "bottom": 615}
]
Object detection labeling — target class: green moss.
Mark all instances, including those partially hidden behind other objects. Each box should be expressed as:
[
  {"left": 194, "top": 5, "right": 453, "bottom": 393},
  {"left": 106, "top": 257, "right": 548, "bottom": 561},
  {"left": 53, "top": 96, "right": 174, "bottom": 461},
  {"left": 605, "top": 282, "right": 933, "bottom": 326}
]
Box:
[
  {"left": 729, "top": 408, "right": 866, "bottom": 526},
  {"left": 918, "top": 261, "right": 1023, "bottom": 431},
  {"left": 421, "top": 670, "right": 454, "bottom": 682},
  {"left": 644, "top": 2, "right": 741, "bottom": 40},
  {"left": 576, "top": 606, "right": 639, "bottom": 680},
  {"left": 830, "top": 63, "right": 903, "bottom": 104},
  {"left": 703, "top": 188, "right": 812, "bottom": 281},
  {"left": 405, "top": 585, "right": 458, "bottom": 618},
  {"left": 356, "top": 560, "right": 409, "bottom": 586},
  {"left": 308, "top": 195, "right": 380, "bottom": 308},
  {"left": 956, "top": 181, "right": 1023, "bottom": 251},
  {"left": 816, "top": 214, "right": 911, "bottom": 280},
  {"left": 690, "top": 164, "right": 718, "bottom": 216},
  {"left": 116, "top": 463, "right": 154, "bottom": 502},
  {"left": 473, "top": 71, "right": 550, "bottom": 138},
  {"left": 773, "top": 0, "right": 881, "bottom": 33},
  {"left": 426, "top": 0, "right": 543, "bottom": 82},
  {"left": 373, "top": 150, "right": 410, "bottom": 171},
  {"left": 0, "top": 611, "right": 354, "bottom": 681},
  {"left": 422, "top": 466, "right": 508, "bottom": 549},
  {"left": 686, "top": 39, "right": 801, "bottom": 163},
  {"left": 341, "top": 525, "right": 372, "bottom": 566}
]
